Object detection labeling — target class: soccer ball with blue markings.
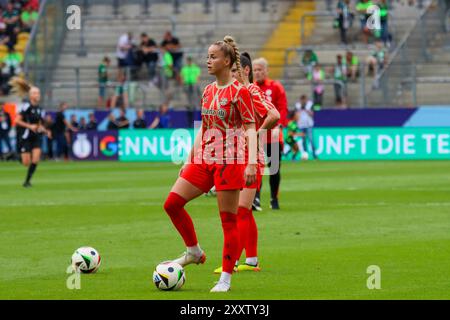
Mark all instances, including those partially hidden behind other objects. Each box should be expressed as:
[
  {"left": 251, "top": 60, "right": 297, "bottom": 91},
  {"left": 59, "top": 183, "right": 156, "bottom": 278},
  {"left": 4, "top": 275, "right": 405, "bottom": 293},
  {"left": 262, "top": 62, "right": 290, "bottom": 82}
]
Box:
[
  {"left": 153, "top": 262, "right": 185, "bottom": 291},
  {"left": 71, "top": 247, "right": 101, "bottom": 274}
]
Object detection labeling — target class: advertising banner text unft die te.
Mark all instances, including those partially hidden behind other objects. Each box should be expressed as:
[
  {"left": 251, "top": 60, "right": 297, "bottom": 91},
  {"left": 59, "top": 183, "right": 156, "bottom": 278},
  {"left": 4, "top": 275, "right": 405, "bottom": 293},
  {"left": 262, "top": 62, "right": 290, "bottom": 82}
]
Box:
[{"left": 312, "top": 127, "right": 450, "bottom": 160}]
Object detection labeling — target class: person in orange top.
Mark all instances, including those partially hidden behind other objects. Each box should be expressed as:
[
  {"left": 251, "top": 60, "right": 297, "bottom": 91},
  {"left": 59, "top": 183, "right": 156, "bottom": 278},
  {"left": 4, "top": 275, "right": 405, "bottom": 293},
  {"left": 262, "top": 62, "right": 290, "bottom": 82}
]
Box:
[
  {"left": 252, "top": 57, "right": 288, "bottom": 210},
  {"left": 162, "top": 36, "right": 258, "bottom": 293}
]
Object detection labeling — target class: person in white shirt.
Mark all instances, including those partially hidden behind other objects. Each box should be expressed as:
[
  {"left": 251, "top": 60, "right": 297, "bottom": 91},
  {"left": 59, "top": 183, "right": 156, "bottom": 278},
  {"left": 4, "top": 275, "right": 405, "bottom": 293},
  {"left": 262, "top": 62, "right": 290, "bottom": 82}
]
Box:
[
  {"left": 116, "top": 32, "right": 133, "bottom": 71},
  {"left": 295, "top": 95, "right": 318, "bottom": 159}
]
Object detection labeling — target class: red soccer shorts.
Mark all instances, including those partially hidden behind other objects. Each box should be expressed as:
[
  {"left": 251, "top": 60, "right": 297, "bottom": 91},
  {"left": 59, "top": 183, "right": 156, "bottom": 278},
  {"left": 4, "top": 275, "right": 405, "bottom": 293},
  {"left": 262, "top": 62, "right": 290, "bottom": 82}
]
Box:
[
  {"left": 180, "top": 163, "right": 246, "bottom": 193},
  {"left": 245, "top": 164, "right": 264, "bottom": 190}
]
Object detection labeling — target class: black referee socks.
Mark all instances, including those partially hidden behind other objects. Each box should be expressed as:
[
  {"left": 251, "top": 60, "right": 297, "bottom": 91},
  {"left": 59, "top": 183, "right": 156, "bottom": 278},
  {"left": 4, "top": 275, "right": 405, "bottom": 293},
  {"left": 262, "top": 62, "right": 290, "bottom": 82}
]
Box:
[{"left": 25, "top": 163, "right": 38, "bottom": 184}]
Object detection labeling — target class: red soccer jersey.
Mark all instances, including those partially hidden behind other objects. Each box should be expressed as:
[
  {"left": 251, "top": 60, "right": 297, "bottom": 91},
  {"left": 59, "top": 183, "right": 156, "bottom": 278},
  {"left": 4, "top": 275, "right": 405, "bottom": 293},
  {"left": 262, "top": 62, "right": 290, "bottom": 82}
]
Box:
[
  {"left": 255, "top": 78, "right": 288, "bottom": 127},
  {"left": 248, "top": 83, "right": 276, "bottom": 167},
  {"left": 255, "top": 78, "right": 288, "bottom": 144},
  {"left": 198, "top": 79, "right": 255, "bottom": 163},
  {"left": 248, "top": 83, "right": 275, "bottom": 131}
]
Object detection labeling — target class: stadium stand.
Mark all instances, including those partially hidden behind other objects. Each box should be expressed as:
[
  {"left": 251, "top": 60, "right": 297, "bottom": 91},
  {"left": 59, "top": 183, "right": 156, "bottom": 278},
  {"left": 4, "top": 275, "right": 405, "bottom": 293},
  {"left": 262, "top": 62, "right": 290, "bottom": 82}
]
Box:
[
  {"left": 0, "top": 0, "right": 38, "bottom": 96},
  {"left": 46, "top": 0, "right": 295, "bottom": 109},
  {"left": 5, "top": 0, "right": 449, "bottom": 110}
]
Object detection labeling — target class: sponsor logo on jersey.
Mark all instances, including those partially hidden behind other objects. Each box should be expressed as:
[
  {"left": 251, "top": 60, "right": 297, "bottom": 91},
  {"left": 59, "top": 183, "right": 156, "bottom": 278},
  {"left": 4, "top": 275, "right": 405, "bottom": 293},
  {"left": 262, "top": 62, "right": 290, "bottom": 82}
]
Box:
[
  {"left": 201, "top": 108, "right": 216, "bottom": 116},
  {"left": 220, "top": 98, "right": 228, "bottom": 106},
  {"left": 201, "top": 108, "right": 227, "bottom": 120},
  {"left": 217, "top": 109, "right": 226, "bottom": 120}
]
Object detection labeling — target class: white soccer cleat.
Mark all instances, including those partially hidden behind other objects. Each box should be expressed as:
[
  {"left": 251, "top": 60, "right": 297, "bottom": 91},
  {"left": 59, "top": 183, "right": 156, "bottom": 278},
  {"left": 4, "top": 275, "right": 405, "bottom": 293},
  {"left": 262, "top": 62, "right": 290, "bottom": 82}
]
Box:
[
  {"left": 172, "top": 251, "right": 206, "bottom": 267},
  {"left": 210, "top": 281, "right": 231, "bottom": 292}
]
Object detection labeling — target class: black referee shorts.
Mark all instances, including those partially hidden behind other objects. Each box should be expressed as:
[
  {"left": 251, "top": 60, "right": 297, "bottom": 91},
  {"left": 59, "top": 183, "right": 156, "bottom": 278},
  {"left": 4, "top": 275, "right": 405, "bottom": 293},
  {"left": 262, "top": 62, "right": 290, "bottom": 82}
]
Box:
[{"left": 19, "top": 135, "right": 42, "bottom": 153}]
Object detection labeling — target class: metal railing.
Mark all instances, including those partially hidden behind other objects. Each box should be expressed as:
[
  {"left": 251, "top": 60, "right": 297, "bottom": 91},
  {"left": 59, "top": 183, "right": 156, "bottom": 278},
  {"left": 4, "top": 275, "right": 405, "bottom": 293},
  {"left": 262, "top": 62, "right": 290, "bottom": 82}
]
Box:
[
  {"left": 324, "top": 0, "right": 428, "bottom": 10},
  {"left": 24, "top": 0, "right": 69, "bottom": 106},
  {"left": 283, "top": 44, "right": 370, "bottom": 78},
  {"left": 81, "top": 0, "right": 292, "bottom": 15},
  {"left": 23, "top": 0, "right": 47, "bottom": 75},
  {"left": 281, "top": 78, "right": 350, "bottom": 108},
  {"left": 300, "top": 11, "right": 403, "bottom": 47},
  {"left": 78, "top": 15, "right": 177, "bottom": 57},
  {"left": 441, "top": 0, "right": 450, "bottom": 32},
  {"left": 400, "top": 63, "right": 450, "bottom": 106},
  {"left": 45, "top": 65, "right": 168, "bottom": 109},
  {"left": 81, "top": 0, "right": 171, "bottom": 15},
  {"left": 300, "top": 11, "right": 334, "bottom": 44},
  {"left": 369, "top": 0, "right": 439, "bottom": 107},
  {"left": 47, "top": 80, "right": 149, "bottom": 110}
]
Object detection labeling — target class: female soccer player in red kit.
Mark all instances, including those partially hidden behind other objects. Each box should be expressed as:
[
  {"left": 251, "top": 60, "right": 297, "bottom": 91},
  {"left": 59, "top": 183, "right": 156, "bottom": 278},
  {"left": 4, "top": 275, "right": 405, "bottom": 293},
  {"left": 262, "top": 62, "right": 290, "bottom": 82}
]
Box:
[
  {"left": 163, "top": 36, "right": 258, "bottom": 292},
  {"left": 214, "top": 52, "right": 280, "bottom": 274}
]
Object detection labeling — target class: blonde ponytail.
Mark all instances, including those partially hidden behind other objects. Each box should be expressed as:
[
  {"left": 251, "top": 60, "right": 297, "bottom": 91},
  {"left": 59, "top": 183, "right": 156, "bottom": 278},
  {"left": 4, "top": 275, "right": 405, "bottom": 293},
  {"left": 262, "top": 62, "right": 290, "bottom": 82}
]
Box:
[
  {"left": 9, "top": 76, "right": 32, "bottom": 98},
  {"left": 223, "top": 35, "right": 242, "bottom": 79}
]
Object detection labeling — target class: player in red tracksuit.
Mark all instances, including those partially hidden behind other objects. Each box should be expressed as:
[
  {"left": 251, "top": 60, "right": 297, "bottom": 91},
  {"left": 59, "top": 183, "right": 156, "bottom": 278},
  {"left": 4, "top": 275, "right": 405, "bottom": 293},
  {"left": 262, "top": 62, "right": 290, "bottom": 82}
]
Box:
[
  {"left": 252, "top": 57, "right": 288, "bottom": 210},
  {"left": 162, "top": 36, "right": 258, "bottom": 293},
  {"left": 213, "top": 52, "right": 280, "bottom": 274}
]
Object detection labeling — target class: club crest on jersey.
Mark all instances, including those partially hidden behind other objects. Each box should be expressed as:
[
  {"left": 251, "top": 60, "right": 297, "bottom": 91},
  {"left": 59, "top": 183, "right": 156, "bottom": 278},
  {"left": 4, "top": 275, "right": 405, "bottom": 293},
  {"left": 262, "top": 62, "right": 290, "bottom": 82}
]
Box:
[
  {"left": 217, "top": 108, "right": 226, "bottom": 120},
  {"left": 220, "top": 98, "right": 228, "bottom": 106}
]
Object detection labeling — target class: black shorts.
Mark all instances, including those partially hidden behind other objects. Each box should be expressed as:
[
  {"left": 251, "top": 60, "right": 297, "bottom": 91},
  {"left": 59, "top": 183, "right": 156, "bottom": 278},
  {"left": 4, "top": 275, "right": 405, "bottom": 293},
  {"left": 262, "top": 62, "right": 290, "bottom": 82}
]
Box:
[
  {"left": 117, "top": 58, "right": 128, "bottom": 68},
  {"left": 265, "top": 142, "right": 282, "bottom": 171},
  {"left": 19, "top": 135, "right": 42, "bottom": 153}
]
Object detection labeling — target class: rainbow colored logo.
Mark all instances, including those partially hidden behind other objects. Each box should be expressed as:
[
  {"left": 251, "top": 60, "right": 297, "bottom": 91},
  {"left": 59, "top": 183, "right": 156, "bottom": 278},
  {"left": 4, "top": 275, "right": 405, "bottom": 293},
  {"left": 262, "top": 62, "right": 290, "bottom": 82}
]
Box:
[{"left": 100, "top": 136, "right": 118, "bottom": 157}]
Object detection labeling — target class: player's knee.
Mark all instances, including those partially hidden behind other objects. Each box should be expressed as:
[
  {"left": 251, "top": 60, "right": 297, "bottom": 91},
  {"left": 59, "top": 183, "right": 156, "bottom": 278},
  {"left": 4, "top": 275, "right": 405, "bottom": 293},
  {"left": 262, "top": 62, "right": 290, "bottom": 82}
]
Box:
[
  {"left": 163, "top": 197, "right": 175, "bottom": 214},
  {"left": 163, "top": 192, "right": 185, "bottom": 215},
  {"left": 237, "top": 207, "right": 251, "bottom": 220}
]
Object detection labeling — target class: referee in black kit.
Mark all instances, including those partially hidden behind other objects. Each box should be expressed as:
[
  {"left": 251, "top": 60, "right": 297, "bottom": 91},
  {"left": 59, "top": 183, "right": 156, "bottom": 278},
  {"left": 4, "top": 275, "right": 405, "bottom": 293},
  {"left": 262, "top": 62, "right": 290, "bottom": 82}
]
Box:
[{"left": 10, "top": 77, "right": 51, "bottom": 188}]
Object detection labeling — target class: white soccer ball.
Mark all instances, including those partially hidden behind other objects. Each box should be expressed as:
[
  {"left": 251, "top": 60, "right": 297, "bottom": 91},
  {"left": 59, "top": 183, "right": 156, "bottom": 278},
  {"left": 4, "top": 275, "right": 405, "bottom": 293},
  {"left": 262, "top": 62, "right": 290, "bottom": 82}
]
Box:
[
  {"left": 153, "top": 262, "right": 186, "bottom": 291},
  {"left": 301, "top": 151, "right": 309, "bottom": 161},
  {"left": 71, "top": 247, "right": 102, "bottom": 274}
]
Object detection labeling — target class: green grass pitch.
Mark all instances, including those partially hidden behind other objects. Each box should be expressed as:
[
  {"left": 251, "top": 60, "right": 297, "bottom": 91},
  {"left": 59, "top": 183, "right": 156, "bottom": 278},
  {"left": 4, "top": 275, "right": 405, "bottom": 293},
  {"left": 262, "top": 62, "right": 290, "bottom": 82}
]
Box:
[{"left": 0, "top": 160, "right": 449, "bottom": 300}]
